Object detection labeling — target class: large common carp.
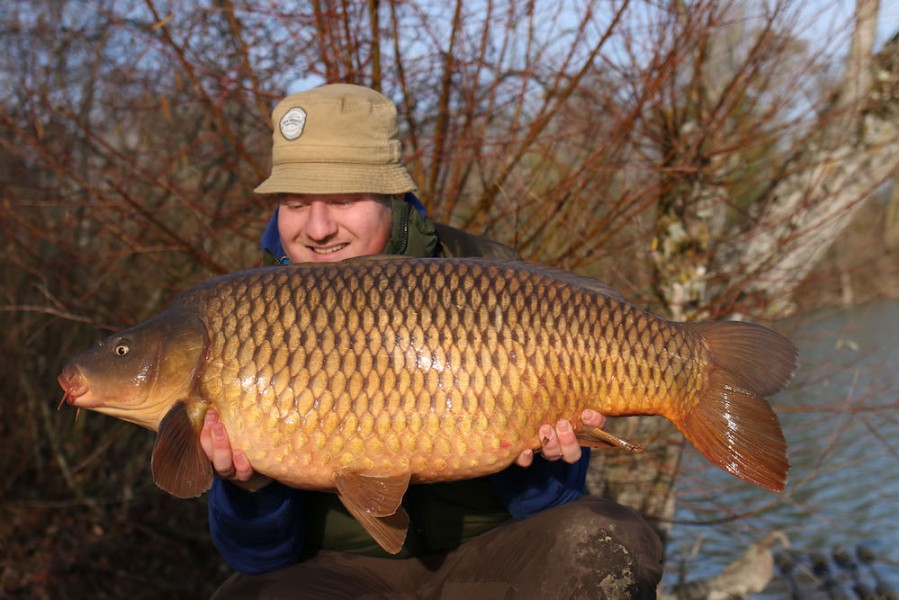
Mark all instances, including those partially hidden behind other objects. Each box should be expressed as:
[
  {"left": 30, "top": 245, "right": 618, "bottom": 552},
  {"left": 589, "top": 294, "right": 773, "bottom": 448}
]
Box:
[{"left": 58, "top": 257, "right": 797, "bottom": 553}]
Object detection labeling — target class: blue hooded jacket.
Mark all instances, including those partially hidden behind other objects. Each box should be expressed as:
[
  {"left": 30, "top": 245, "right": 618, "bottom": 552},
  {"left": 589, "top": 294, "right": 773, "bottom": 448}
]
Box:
[{"left": 208, "top": 194, "right": 590, "bottom": 574}]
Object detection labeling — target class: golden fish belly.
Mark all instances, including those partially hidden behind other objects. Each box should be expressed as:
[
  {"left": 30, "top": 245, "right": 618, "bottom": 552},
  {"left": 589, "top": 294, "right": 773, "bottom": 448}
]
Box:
[{"left": 188, "top": 259, "right": 706, "bottom": 489}]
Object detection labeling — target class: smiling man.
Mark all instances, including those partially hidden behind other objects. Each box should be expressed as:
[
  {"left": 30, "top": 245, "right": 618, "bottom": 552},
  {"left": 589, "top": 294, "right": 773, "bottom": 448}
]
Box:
[
  {"left": 204, "top": 83, "right": 664, "bottom": 599},
  {"left": 276, "top": 193, "right": 393, "bottom": 261}
]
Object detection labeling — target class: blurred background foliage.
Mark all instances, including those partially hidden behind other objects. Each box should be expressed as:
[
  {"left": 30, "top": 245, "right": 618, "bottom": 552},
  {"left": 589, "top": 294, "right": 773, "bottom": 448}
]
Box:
[{"left": 1, "top": 0, "right": 897, "bottom": 597}]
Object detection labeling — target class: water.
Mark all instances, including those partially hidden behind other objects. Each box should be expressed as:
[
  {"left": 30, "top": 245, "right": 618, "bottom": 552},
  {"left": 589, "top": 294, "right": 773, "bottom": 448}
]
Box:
[{"left": 664, "top": 298, "right": 899, "bottom": 598}]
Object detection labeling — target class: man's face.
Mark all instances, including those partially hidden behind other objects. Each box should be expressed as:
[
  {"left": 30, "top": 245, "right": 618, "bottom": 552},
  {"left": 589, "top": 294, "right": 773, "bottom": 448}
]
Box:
[{"left": 276, "top": 193, "right": 394, "bottom": 263}]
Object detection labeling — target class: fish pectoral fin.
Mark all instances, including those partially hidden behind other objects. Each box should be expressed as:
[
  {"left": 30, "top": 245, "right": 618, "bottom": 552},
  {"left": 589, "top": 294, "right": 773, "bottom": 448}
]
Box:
[
  {"left": 334, "top": 471, "right": 412, "bottom": 555},
  {"left": 334, "top": 471, "right": 411, "bottom": 517},
  {"left": 151, "top": 401, "right": 213, "bottom": 498},
  {"left": 577, "top": 427, "right": 645, "bottom": 453}
]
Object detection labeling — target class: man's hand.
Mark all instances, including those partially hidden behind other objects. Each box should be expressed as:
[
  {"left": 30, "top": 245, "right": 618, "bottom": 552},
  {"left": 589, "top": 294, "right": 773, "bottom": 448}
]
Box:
[
  {"left": 515, "top": 409, "right": 606, "bottom": 467},
  {"left": 199, "top": 409, "right": 273, "bottom": 492}
]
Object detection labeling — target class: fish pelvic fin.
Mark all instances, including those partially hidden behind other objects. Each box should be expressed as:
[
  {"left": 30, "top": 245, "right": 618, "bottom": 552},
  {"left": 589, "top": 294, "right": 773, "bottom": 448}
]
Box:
[
  {"left": 335, "top": 471, "right": 411, "bottom": 554},
  {"left": 678, "top": 321, "right": 797, "bottom": 493},
  {"left": 151, "top": 401, "right": 213, "bottom": 498}
]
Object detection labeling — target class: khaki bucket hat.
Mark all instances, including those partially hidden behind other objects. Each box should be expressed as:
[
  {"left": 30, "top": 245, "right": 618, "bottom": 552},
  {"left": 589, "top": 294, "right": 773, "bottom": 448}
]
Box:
[{"left": 254, "top": 83, "right": 417, "bottom": 195}]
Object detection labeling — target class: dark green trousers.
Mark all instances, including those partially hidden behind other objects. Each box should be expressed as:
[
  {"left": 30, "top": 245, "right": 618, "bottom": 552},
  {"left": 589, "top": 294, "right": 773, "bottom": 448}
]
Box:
[{"left": 210, "top": 496, "right": 663, "bottom": 600}]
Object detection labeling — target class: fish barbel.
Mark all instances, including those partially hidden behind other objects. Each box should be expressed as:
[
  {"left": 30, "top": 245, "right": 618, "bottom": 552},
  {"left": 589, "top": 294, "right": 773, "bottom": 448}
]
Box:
[{"left": 57, "top": 257, "right": 797, "bottom": 553}]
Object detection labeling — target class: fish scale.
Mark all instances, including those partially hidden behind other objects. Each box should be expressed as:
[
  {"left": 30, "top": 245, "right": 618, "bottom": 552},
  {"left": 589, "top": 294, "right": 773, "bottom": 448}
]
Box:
[
  {"left": 189, "top": 259, "right": 691, "bottom": 488},
  {"left": 59, "top": 256, "right": 797, "bottom": 553}
]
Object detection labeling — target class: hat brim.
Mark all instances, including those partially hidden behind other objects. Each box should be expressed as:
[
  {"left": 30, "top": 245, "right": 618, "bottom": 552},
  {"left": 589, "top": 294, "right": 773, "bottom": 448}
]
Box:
[{"left": 254, "top": 162, "right": 417, "bottom": 196}]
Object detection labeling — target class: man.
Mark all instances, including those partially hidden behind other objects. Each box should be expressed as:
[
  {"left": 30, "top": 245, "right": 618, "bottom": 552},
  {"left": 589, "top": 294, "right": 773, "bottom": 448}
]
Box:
[{"left": 203, "top": 83, "right": 663, "bottom": 599}]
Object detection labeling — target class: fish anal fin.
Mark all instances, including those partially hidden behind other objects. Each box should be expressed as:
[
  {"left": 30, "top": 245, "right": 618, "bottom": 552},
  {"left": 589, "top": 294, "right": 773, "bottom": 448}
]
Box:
[
  {"left": 151, "top": 401, "right": 212, "bottom": 498},
  {"left": 334, "top": 471, "right": 411, "bottom": 517},
  {"left": 576, "top": 427, "right": 645, "bottom": 453},
  {"left": 679, "top": 372, "right": 789, "bottom": 492},
  {"left": 334, "top": 471, "right": 412, "bottom": 555}
]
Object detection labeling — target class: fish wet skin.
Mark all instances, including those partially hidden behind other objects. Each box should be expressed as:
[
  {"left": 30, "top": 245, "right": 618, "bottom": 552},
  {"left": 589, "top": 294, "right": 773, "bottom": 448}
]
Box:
[{"left": 58, "top": 256, "right": 797, "bottom": 553}]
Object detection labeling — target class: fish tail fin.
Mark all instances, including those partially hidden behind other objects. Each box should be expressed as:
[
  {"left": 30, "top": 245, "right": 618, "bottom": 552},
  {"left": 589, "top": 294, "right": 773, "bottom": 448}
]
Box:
[{"left": 677, "top": 321, "right": 797, "bottom": 492}]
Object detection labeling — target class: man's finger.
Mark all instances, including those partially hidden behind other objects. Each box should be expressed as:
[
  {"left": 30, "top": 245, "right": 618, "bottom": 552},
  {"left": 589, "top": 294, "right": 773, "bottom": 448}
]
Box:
[
  {"left": 539, "top": 424, "right": 561, "bottom": 461},
  {"left": 233, "top": 450, "right": 254, "bottom": 481},
  {"left": 582, "top": 409, "right": 606, "bottom": 429},
  {"left": 199, "top": 409, "right": 218, "bottom": 459},
  {"left": 515, "top": 449, "right": 535, "bottom": 468},
  {"left": 556, "top": 419, "right": 582, "bottom": 463},
  {"left": 211, "top": 422, "right": 235, "bottom": 476}
]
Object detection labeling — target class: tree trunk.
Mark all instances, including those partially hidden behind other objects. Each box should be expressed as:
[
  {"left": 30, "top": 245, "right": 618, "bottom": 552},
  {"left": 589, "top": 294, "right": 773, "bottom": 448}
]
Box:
[{"left": 732, "top": 0, "right": 897, "bottom": 316}]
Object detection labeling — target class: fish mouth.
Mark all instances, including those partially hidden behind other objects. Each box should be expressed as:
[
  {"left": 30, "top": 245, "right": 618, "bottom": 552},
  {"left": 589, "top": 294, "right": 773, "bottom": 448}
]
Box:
[{"left": 57, "top": 368, "right": 89, "bottom": 409}]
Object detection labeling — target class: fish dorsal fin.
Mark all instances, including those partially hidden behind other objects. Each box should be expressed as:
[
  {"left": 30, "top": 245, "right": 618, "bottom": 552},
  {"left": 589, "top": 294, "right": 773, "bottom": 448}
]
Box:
[
  {"left": 336, "top": 255, "right": 625, "bottom": 302},
  {"left": 334, "top": 471, "right": 411, "bottom": 554},
  {"left": 151, "top": 401, "right": 213, "bottom": 498},
  {"left": 339, "top": 254, "right": 406, "bottom": 265},
  {"left": 505, "top": 261, "right": 626, "bottom": 302}
]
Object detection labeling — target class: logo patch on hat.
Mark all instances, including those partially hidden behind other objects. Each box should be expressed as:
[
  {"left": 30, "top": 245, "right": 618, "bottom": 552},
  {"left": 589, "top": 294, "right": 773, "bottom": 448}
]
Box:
[{"left": 279, "top": 107, "right": 307, "bottom": 141}]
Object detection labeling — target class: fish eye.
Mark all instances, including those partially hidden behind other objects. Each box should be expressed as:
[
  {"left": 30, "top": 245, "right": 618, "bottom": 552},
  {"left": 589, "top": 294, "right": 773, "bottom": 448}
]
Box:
[{"left": 114, "top": 342, "right": 130, "bottom": 356}]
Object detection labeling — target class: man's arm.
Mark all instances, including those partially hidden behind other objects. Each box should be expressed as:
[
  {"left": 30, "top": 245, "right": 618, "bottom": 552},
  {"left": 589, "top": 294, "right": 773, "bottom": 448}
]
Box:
[
  {"left": 202, "top": 410, "right": 306, "bottom": 574},
  {"left": 494, "top": 410, "right": 604, "bottom": 519},
  {"left": 208, "top": 479, "right": 306, "bottom": 574}
]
